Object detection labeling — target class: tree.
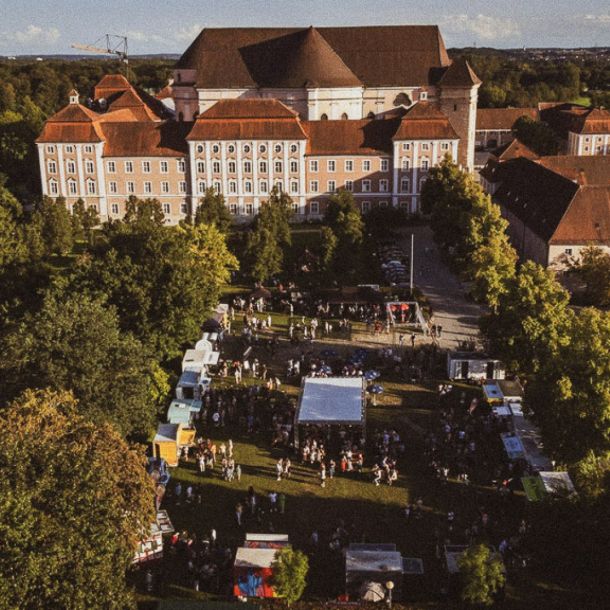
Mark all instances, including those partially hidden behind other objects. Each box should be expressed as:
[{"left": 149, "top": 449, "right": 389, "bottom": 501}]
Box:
[
  {"left": 32, "top": 196, "right": 74, "bottom": 256},
  {"left": 0, "top": 182, "right": 28, "bottom": 267},
  {"left": 570, "top": 246, "right": 610, "bottom": 307},
  {"left": 194, "top": 188, "right": 232, "bottom": 233},
  {"left": 324, "top": 189, "right": 364, "bottom": 276},
  {"left": 0, "top": 388, "right": 155, "bottom": 610},
  {"left": 271, "top": 547, "right": 309, "bottom": 605},
  {"left": 480, "top": 261, "right": 573, "bottom": 376},
  {"left": 72, "top": 198, "right": 99, "bottom": 244},
  {"left": 572, "top": 450, "right": 610, "bottom": 500},
  {"left": 0, "top": 287, "right": 157, "bottom": 436},
  {"left": 458, "top": 544, "right": 505, "bottom": 607},
  {"left": 513, "top": 116, "right": 559, "bottom": 155}
]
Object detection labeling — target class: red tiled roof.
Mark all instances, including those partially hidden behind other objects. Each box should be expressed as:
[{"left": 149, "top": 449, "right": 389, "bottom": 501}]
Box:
[
  {"left": 492, "top": 139, "right": 538, "bottom": 161},
  {"left": 199, "top": 99, "right": 298, "bottom": 119},
  {"left": 571, "top": 107, "right": 610, "bottom": 134},
  {"left": 36, "top": 103, "right": 104, "bottom": 143},
  {"left": 100, "top": 121, "right": 191, "bottom": 157},
  {"left": 536, "top": 155, "right": 610, "bottom": 185},
  {"left": 176, "top": 26, "right": 451, "bottom": 88},
  {"left": 93, "top": 74, "right": 131, "bottom": 99},
  {"left": 476, "top": 108, "right": 538, "bottom": 130},
  {"left": 393, "top": 102, "right": 459, "bottom": 140},
  {"left": 155, "top": 84, "right": 173, "bottom": 100},
  {"left": 438, "top": 57, "right": 481, "bottom": 87},
  {"left": 304, "top": 118, "right": 400, "bottom": 155}
]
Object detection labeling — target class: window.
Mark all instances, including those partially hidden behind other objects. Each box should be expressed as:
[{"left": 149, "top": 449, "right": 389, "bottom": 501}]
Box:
[
  {"left": 46, "top": 145, "right": 55, "bottom": 154},
  {"left": 309, "top": 160, "right": 318, "bottom": 172},
  {"left": 380, "top": 159, "right": 389, "bottom": 172},
  {"left": 362, "top": 179, "right": 371, "bottom": 192},
  {"left": 107, "top": 161, "right": 116, "bottom": 173},
  {"left": 274, "top": 161, "right": 283, "bottom": 173},
  {"left": 290, "top": 160, "right": 298, "bottom": 173},
  {"left": 243, "top": 144, "right": 251, "bottom": 153},
  {"left": 144, "top": 181, "right": 152, "bottom": 194},
  {"left": 259, "top": 161, "right": 267, "bottom": 173},
  {"left": 320, "top": 113, "right": 328, "bottom": 120},
  {"left": 228, "top": 161, "right": 236, "bottom": 173},
  {"left": 177, "top": 160, "right": 186, "bottom": 172},
  {"left": 380, "top": 179, "right": 389, "bottom": 192},
  {"left": 362, "top": 200, "right": 370, "bottom": 213},
  {"left": 274, "top": 143, "right": 282, "bottom": 153},
  {"left": 245, "top": 203, "right": 254, "bottom": 215},
  {"left": 163, "top": 203, "right": 171, "bottom": 214},
  {"left": 212, "top": 161, "right": 221, "bottom": 173},
  {"left": 229, "top": 203, "right": 237, "bottom": 215},
  {"left": 310, "top": 180, "right": 319, "bottom": 193},
  {"left": 402, "top": 142, "right": 411, "bottom": 151},
  {"left": 111, "top": 203, "right": 119, "bottom": 214},
  {"left": 327, "top": 160, "right": 336, "bottom": 172},
  {"left": 441, "top": 142, "right": 449, "bottom": 151},
  {"left": 244, "top": 161, "right": 252, "bottom": 173},
  {"left": 125, "top": 161, "right": 133, "bottom": 173},
  {"left": 420, "top": 91, "right": 428, "bottom": 100},
  {"left": 421, "top": 159, "right": 429, "bottom": 170},
  {"left": 197, "top": 160, "right": 205, "bottom": 173},
  {"left": 362, "top": 160, "right": 371, "bottom": 172},
  {"left": 212, "top": 144, "right": 220, "bottom": 153},
  {"left": 259, "top": 180, "right": 268, "bottom": 193},
  {"left": 422, "top": 142, "right": 430, "bottom": 151},
  {"left": 345, "top": 160, "right": 354, "bottom": 172},
  {"left": 244, "top": 180, "right": 253, "bottom": 193},
  {"left": 196, "top": 144, "right": 204, "bottom": 153},
  {"left": 47, "top": 160, "right": 57, "bottom": 174},
  {"left": 419, "top": 177, "right": 427, "bottom": 190},
  {"left": 259, "top": 144, "right": 267, "bottom": 153},
  {"left": 160, "top": 161, "right": 168, "bottom": 173},
  {"left": 126, "top": 181, "right": 135, "bottom": 194},
  {"left": 179, "top": 181, "right": 187, "bottom": 194},
  {"left": 453, "top": 104, "right": 458, "bottom": 112},
  {"left": 327, "top": 180, "right": 336, "bottom": 193},
  {"left": 67, "top": 179, "right": 77, "bottom": 195},
  {"left": 85, "top": 160, "right": 94, "bottom": 174},
  {"left": 65, "top": 145, "right": 74, "bottom": 153},
  {"left": 401, "top": 178, "right": 410, "bottom": 192},
  {"left": 227, "top": 144, "right": 235, "bottom": 153},
  {"left": 49, "top": 180, "right": 58, "bottom": 195},
  {"left": 214, "top": 181, "right": 221, "bottom": 194},
  {"left": 142, "top": 161, "right": 151, "bottom": 173},
  {"left": 109, "top": 181, "right": 118, "bottom": 194},
  {"left": 310, "top": 201, "right": 319, "bottom": 214},
  {"left": 84, "top": 145, "right": 93, "bottom": 154},
  {"left": 341, "top": 112, "right": 348, "bottom": 120},
  {"left": 290, "top": 181, "right": 298, "bottom": 194},
  {"left": 564, "top": 248, "right": 573, "bottom": 256},
  {"left": 181, "top": 202, "right": 187, "bottom": 214},
  {"left": 198, "top": 180, "right": 206, "bottom": 194},
  {"left": 345, "top": 180, "right": 353, "bottom": 192},
  {"left": 161, "top": 181, "right": 170, "bottom": 194},
  {"left": 290, "top": 202, "right": 299, "bottom": 214},
  {"left": 290, "top": 143, "right": 298, "bottom": 153},
  {"left": 228, "top": 180, "right": 237, "bottom": 194},
  {"left": 275, "top": 181, "right": 283, "bottom": 192},
  {"left": 86, "top": 180, "right": 96, "bottom": 195},
  {"left": 401, "top": 158, "right": 410, "bottom": 170}
]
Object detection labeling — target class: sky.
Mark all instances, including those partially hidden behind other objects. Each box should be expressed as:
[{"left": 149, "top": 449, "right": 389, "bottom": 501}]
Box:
[{"left": 0, "top": 0, "right": 609, "bottom": 55}]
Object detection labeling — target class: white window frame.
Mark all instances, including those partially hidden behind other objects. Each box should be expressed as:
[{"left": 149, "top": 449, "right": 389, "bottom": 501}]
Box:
[
  {"left": 274, "top": 161, "right": 283, "bottom": 173},
  {"left": 213, "top": 161, "right": 221, "bottom": 173},
  {"left": 345, "top": 160, "right": 354, "bottom": 172},
  {"left": 259, "top": 161, "right": 268, "bottom": 173},
  {"left": 198, "top": 180, "right": 206, "bottom": 194},
  {"left": 290, "top": 181, "right": 298, "bottom": 194},
  {"left": 144, "top": 181, "right": 152, "bottom": 194},
  {"left": 244, "top": 180, "right": 253, "bottom": 194},
  {"left": 228, "top": 160, "right": 237, "bottom": 174},
  {"left": 362, "top": 179, "right": 371, "bottom": 192},
  {"left": 259, "top": 180, "right": 268, "bottom": 193},
  {"left": 310, "top": 201, "right": 319, "bottom": 214},
  {"left": 400, "top": 178, "right": 410, "bottom": 192},
  {"left": 84, "top": 145, "right": 93, "bottom": 154},
  {"left": 345, "top": 180, "right": 353, "bottom": 192},
  {"left": 85, "top": 160, "right": 94, "bottom": 174},
  {"left": 161, "top": 181, "right": 170, "bottom": 194},
  {"left": 362, "top": 160, "right": 371, "bottom": 172},
  {"left": 380, "top": 159, "right": 389, "bottom": 172},
  {"left": 160, "top": 160, "right": 168, "bottom": 173},
  {"left": 327, "top": 160, "right": 336, "bottom": 172},
  {"left": 47, "top": 160, "right": 57, "bottom": 174},
  {"left": 67, "top": 179, "right": 77, "bottom": 195},
  {"left": 142, "top": 161, "right": 151, "bottom": 173},
  {"left": 126, "top": 181, "right": 135, "bottom": 194},
  {"left": 327, "top": 180, "right": 336, "bottom": 193},
  {"left": 162, "top": 202, "right": 171, "bottom": 215},
  {"left": 380, "top": 179, "right": 389, "bottom": 192},
  {"left": 290, "top": 160, "right": 298, "bottom": 173},
  {"left": 244, "top": 160, "right": 252, "bottom": 173},
  {"left": 109, "top": 181, "right": 118, "bottom": 194},
  {"left": 125, "top": 161, "right": 134, "bottom": 173},
  {"left": 49, "top": 180, "right": 59, "bottom": 195},
  {"left": 309, "top": 160, "right": 318, "bottom": 172},
  {"left": 107, "top": 160, "right": 116, "bottom": 173},
  {"left": 177, "top": 159, "right": 186, "bottom": 172},
  {"left": 111, "top": 203, "right": 119, "bottom": 214},
  {"left": 310, "top": 180, "right": 319, "bottom": 193},
  {"left": 402, "top": 142, "right": 411, "bottom": 151},
  {"left": 86, "top": 179, "right": 96, "bottom": 195},
  {"left": 197, "top": 160, "right": 205, "bottom": 173},
  {"left": 65, "top": 145, "right": 74, "bottom": 153},
  {"left": 179, "top": 181, "right": 187, "bottom": 194},
  {"left": 46, "top": 145, "right": 55, "bottom": 154}
]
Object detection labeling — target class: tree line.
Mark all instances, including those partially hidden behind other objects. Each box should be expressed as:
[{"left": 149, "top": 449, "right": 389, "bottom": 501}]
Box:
[{"left": 422, "top": 157, "right": 610, "bottom": 599}]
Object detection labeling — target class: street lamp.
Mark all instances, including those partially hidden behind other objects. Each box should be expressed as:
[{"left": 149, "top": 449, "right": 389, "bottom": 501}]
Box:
[{"left": 385, "top": 580, "right": 394, "bottom": 608}]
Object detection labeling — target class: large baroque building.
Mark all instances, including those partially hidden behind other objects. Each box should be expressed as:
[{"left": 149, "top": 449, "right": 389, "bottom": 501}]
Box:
[{"left": 37, "top": 25, "right": 481, "bottom": 223}]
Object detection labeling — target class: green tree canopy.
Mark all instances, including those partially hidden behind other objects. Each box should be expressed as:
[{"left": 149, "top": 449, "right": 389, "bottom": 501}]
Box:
[
  {"left": 271, "top": 547, "right": 309, "bottom": 605},
  {"left": 513, "top": 116, "right": 560, "bottom": 155},
  {"left": 0, "top": 286, "right": 157, "bottom": 436},
  {"left": 0, "top": 388, "right": 155, "bottom": 610},
  {"left": 32, "top": 196, "right": 74, "bottom": 257},
  {"left": 570, "top": 246, "right": 610, "bottom": 307},
  {"left": 458, "top": 544, "right": 505, "bottom": 607},
  {"left": 194, "top": 188, "right": 232, "bottom": 233}
]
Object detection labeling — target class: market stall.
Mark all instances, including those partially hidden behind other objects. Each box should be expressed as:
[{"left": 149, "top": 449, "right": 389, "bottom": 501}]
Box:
[
  {"left": 447, "top": 351, "right": 506, "bottom": 381},
  {"left": 233, "top": 547, "right": 284, "bottom": 599}
]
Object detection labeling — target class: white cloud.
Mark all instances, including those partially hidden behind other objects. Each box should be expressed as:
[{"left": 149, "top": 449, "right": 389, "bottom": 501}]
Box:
[
  {"left": 0, "top": 24, "right": 60, "bottom": 46},
  {"left": 175, "top": 24, "right": 204, "bottom": 42},
  {"left": 581, "top": 14, "right": 610, "bottom": 25},
  {"left": 441, "top": 14, "right": 521, "bottom": 41},
  {"left": 126, "top": 30, "right": 167, "bottom": 45}
]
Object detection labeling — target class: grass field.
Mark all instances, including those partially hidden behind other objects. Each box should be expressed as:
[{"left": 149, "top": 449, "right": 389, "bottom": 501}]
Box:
[{"left": 137, "top": 302, "right": 587, "bottom": 608}]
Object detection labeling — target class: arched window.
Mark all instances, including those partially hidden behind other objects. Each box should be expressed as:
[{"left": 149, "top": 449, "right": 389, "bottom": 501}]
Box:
[
  {"left": 367, "top": 111, "right": 375, "bottom": 119},
  {"left": 341, "top": 112, "right": 348, "bottom": 120},
  {"left": 393, "top": 92, "right": 412, "bottom": 107},
  {"left": 228, "top": 161, "right": 236, "bottom": 173},
  {"left": 320, "top": 113, "right": 328, "bottom": 121}
]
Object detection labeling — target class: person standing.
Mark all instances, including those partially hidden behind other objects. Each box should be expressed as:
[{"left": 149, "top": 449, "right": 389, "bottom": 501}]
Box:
[
  {"left": 320, "top": 463, "right": 327, "bottom": 488},
  {"left": 276, "top": 459, "right": 283, "bottom": 481},
  {"left": 411, "top": 333, "right": 416, "bottom": 348}
]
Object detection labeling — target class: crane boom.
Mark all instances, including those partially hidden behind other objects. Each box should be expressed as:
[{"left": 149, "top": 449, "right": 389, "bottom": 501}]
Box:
[
  {"left": 71, "top": 35, "right": 128, "bottom": 63},
  {"left": 71, "top": 43, "right": 115, "bottom": 55}
]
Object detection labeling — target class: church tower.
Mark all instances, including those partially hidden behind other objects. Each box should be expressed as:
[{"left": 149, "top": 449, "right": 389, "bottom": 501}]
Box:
[{"left": 438, "top": 58, "right": 481, "bottom": 172}]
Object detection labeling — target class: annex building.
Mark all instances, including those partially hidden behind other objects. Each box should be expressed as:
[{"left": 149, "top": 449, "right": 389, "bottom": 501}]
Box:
[{"left": 37, "top": 25, "right": 481, "bottom": 223}]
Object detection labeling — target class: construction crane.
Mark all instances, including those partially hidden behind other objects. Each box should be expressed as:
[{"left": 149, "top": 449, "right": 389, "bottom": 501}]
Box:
[{"left": 71, "top": 34, "right": 130, "bottom": 76}]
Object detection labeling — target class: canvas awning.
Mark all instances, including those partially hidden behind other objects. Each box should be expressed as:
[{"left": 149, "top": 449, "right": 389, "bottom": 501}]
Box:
[
  {"left": 234, "top": 547, "right": 280, "bottom": 569},
  {"left": 297, "top": 377, "right": 365, "bottom": 425}
]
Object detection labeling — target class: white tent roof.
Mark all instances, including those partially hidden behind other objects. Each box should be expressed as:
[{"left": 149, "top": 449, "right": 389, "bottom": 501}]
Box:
[
  {"left": 297, "top": 377, "right": 365, "bottom": 424},
  {"left": 539, "top": 471, "right": 575, "bottom": 495},
  {"left": 245, "top": 534, "right": 290, "bottom": 542},
  {"left": 346, "top": 549, "right": 403, "bottom": 573},
  {"left": 234, "top": 547, "right": 279, "bottom": 569},
  {"left": 182, "top": 349, "right": 205, "bottom": 372}
]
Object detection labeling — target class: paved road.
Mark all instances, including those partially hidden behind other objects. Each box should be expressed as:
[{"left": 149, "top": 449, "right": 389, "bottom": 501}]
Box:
[{"left": 403, "top": 224, "right": 485, "bottom": 350}]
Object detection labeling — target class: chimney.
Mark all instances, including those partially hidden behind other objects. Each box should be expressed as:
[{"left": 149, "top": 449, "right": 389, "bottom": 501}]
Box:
[
  {"left": 577, "top": 169, "right": 587, "bottom": 185},
  {"left": 68, "top": 89, "right": 79, "bottom": 105}
]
